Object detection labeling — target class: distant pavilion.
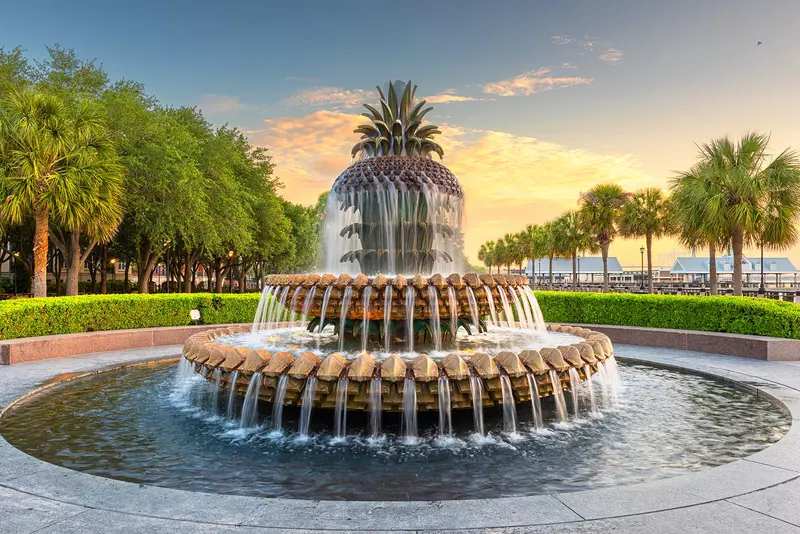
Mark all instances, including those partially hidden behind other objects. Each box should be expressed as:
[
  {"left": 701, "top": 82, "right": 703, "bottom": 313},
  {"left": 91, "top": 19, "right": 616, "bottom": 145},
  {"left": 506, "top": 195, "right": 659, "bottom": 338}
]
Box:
[{"left": 669, "top": 255, "right": 799, "bottom": 286}]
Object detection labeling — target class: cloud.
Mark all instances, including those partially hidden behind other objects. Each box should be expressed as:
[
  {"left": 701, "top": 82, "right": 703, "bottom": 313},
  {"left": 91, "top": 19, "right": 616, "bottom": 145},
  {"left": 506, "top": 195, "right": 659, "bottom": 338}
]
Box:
[
  {"left": 551, "top": 35, "right": 572, "bottom": 45},
  {"left": 562, "top": 62, "right": 578, "bottom": 69},
  {"left": 599, "top": 48, "right": 624, "bottom": 62},
  {"left": 251, "top": 110, "right": 650, "bottom": 262},
  {"left": 425, "top": 90, "right": 490, "bottom": 104},
  {"left": 281, "top": 87, "right": 368, "bottom": 109},
  {"left": 482, "top": 67, "right": 593, "bottom": 97},
  {"left": 197, "top": 94, "right": 246, "bottom": 115}
]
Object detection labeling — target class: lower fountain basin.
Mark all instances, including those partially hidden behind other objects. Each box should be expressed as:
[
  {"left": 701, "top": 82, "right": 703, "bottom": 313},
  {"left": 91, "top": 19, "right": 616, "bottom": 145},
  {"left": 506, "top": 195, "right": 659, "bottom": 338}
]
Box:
[{"left": 0, "top": 358, "right": 788, "bottom": 501}]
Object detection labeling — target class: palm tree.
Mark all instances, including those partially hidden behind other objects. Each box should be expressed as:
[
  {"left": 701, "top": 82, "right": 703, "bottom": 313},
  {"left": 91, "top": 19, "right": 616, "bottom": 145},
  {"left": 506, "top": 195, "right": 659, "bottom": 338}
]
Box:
[
  {"left": 555, "top": 211, "right": 595, "bottom": 290},
  {"left": 492, "top": 239, "right": 508, "bottom": 275},
  {"left": 619, "top": 188, "right": 669, "bottom": 293},
  {"left": 503, "top": 232, "right": 524, "bottom": 274},
  {"left": 0, "top": 89, "right": 120, "bottom": 297},
  {"left": 696, "top": 133, "right": 800, "bottom": 296},
  {"left": 669, "top": 164, "right": 728, "bottom": 295},
  {"left": 478, "top": 240, "right": 495, "bottom": 273},
  {"left": 541, "top": 220, "right": 561, "bottom": 289},
  {"left": 579, "top": 183, "right": 629, "bottom": 292},
  {"left": 518, "top": 224, "right": 543, "bottom": 282}
]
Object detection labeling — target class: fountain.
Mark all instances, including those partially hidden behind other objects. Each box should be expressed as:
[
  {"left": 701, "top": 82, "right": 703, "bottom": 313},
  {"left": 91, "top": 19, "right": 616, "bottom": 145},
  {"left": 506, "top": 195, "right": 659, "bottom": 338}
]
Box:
[{"left": 180, "top": 80, "right": 617, "bottom": 435}]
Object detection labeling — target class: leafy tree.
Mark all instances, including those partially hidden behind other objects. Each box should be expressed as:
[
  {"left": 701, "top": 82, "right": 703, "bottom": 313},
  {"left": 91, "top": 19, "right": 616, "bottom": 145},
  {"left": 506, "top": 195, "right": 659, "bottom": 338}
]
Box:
[
  {"left": 555, "top": 210, "right": 595, "bottom": 289},
  {"left": 619, "top": 188, "right": 669, "bottom": 293},
  {"left": 579, "top": 183, "right": 630, "bottom": 292}
]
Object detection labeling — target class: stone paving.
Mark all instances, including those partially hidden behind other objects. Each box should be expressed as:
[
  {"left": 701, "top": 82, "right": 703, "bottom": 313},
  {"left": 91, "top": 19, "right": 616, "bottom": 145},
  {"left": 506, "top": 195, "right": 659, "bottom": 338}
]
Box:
[{"left": 1, "top": 343, "right": 800, "bottom": 533}]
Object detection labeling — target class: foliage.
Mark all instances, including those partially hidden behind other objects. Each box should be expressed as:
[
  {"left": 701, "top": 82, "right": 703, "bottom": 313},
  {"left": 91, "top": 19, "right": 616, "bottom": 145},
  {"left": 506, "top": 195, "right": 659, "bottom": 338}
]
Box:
[
  {"left": 619, "top": 188, "right": 669, "bottom": 293},
  {"left": 536, "top": 291, "right": 800, "bottom": 339},
  {"left": 0, "top": 293, "right": 262, "bottom": 340},
  {"left": 351, "top": 80, "right": 443, "bottom": 159}
]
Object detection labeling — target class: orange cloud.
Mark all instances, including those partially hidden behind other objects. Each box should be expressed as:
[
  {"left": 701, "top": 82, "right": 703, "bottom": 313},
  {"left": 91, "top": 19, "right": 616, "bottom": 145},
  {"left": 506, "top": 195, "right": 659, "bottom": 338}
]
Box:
[
  {"left": 281, "top": 87, "right": 369, "bottom": 109},
  {"left": 599, "top": 48, "right": 624, "bottom": 62},
  {"left": 197, "top": 94, "right": 246, "bottom": 115},
  {"left": 252, "top": 110, "right": 652, "bottom": 264},
  {"left": 425, "top": 90, "right": 489, "bottom": 104},
  {"left": 482, "top": 68, "right": 592, "bottom": 97}
]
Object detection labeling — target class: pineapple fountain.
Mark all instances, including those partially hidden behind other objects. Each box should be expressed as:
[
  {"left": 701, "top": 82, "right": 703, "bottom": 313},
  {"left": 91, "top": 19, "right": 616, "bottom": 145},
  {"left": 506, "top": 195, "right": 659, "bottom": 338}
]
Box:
[{"left": 181, "top": 81, "right": 618, "bottom": 438}]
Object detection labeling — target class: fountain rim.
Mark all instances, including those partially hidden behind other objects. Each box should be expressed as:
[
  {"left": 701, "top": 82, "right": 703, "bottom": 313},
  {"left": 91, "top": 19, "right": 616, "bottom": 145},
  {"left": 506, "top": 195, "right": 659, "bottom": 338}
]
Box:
[{"left": 0, "top": 341, "right": 796, "bottom": 531}]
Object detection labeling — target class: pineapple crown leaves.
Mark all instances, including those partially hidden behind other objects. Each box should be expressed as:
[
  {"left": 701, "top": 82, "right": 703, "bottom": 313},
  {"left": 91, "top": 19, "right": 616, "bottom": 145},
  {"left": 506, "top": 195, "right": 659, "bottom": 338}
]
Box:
[{"left": 351, "top": 80, "right": 444, "bottom": 160}]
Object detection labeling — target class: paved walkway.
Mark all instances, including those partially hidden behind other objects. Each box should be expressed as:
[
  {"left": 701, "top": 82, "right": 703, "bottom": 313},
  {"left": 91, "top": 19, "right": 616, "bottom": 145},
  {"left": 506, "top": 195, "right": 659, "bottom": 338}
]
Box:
[{"left": 1, "top": 344, "right": 800, "bottom": 533}]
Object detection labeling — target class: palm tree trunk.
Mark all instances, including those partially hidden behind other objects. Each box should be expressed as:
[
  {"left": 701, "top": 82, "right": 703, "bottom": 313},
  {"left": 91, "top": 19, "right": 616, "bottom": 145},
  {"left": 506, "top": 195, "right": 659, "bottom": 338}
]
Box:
[
  {"left": 66, "top": 232, "right": 81, "bottom": 296},
  {"left": 32, "top": 208, "right": 49, "bottom": 298},
  {"left": 572, "top": 251, "right": 577, "bottom": 290},
  {"left": 732, "top": 229, "right": 744, "bottom": 296},
  {"left": 601, "top": 243, "right": 609, "bottom": 293},
  {"left": 646, "top": 233, "right": 653, "bottom": 294},
  {"left": 709, "top": 244, "right": 718, "bottom": 295},
  {"left": 548, "top": 255, "right": 554, "bottom": 289}
]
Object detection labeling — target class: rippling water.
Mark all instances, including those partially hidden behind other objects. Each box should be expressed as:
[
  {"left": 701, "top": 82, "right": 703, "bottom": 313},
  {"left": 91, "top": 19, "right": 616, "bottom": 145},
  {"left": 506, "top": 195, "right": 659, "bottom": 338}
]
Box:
[{"left": 0, "top": 360, "right": 789, "bottom": 500}]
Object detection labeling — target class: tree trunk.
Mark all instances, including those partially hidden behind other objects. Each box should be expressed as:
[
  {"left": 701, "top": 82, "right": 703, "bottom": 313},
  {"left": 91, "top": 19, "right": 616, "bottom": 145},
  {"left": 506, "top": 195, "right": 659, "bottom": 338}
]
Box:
[
  {"left": 137, "top": 240, "right": 158, "bottom": 294},
  {"left": 65, "top": 232, "right": 81, "bottom": 296},
  {"left": 646, "top": 233, "right": 653, "bottom": 294},
  {"left": 100, "top": 245, "right": 108, "bottom": 294},
  {"left": 124, "top": 263, "right": 130, "bottom": 293},
  {"left": 709, "top": 243, "right": 718, "bottom": 295},
  {"left": 548, "top": 255, "right": 554, "bottom": 289},
  {"left": 238, "top": 266, "right": 246, "bottom": 294},
  {"left": 601, "top": 243, "right": 609, "bottom": 293},
  {"left": 572, "top": 251, "right": 577, "bottom": 290},
  {"left": 183, "top": 249, "right": 192, "bottom": 293},
  {"left": 32, "top": 208, "right": 49, "bottom": 298},
  {"left": 732, "top": 229, "right": 744, "bottom": 296},
  {"left": 214, "top": 257, "right": 223, "bottom": 293}
]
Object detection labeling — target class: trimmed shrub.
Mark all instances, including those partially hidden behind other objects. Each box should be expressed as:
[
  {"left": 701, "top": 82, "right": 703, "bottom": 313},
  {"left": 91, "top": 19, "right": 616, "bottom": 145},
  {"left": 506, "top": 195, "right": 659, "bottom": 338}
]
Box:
[
  {"left": 534, "top": 292, "right": 800, "bottom": 339},
  {"left": 0, "top": 293, "right": 261, "bottom": 340}
]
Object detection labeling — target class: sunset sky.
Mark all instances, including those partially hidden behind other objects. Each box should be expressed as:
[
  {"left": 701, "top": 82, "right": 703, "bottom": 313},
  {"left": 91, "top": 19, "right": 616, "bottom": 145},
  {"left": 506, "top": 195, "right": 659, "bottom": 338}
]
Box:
[{"left": 5, "top": 0, "right": 800, "bottom": 268}]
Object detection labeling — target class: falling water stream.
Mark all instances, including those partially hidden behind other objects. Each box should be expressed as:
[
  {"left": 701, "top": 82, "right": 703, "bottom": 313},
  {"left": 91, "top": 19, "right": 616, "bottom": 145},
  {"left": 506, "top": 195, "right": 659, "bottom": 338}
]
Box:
[
  {"left": 469, "top": 376, "right": 485, "bottom": 435},
  {"left": 549, "top": 370, "right": 568, "bottom": 423},
  {"left": 338, "top": 287, "right": 353, "bottom": 352},
  {"left": 401, "top": 378, "right": 418, "bottom": 440},
  {"left": 465, "top": 286, "right": 480, "bottom": 333},
  {"left": 437, "top": 377, "right": 453, "bottom": 437},
  {"left": 370, "top": 378, "right": 382, "bottom": 437},
  {"left": 447, "top": 286, "right": 459, "bottom": 340},
  {"left": 568, "top": 368, "right": 581, "bottom": 418},
  {"left": 497, "top": 286, "right": 513, "bottom": 327},
  {"left": 271, "top": 375, "right": 289, "bottom": 432},
  {"left": 405, "top": 287, "right": 415, "bottom": 352},
  {"left": 483, "top": 285, "right": 499, "bottom": 326},
  {"left": 334, "top": 378, "right": 349, "bottom": 438},
  {"left": 499, "top": 375, "right": 517, "bottom": 434},
  {"left": 427, "top": 286, "right": 442, "bottom": 351},
  {"left": 383, "top": 287, "right": 392, "bottom": 351},
  {"left": 318, "top": 286, "right": 334, "bottom": 333},
  {"left": 299, "top": 378, "right": 318, "bottom": 436},
  {"left": 360, "top": 287, "right": 372, "bottom": 353},
  {"left": 527, "top": 374, "right": 543, "bottom": 428},
  {"left": 226, "top": 371, "right": 239, "bottom": 418},
  {"left": 240, "top": 373, "right": 262, "bottom": 428}
]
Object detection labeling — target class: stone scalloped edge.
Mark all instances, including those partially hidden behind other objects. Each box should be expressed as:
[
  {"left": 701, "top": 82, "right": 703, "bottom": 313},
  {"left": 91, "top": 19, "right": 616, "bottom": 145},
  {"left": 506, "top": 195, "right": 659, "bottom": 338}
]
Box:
[{"left": 182, "top": 323, "right": 613, "bottom": 412}]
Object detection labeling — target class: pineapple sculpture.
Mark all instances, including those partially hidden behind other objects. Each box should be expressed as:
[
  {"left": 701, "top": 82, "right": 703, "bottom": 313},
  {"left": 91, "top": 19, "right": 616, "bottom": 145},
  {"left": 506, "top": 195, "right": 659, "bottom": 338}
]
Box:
[{"left": 331, "top": 81, "right": 464, "bottom": 276}]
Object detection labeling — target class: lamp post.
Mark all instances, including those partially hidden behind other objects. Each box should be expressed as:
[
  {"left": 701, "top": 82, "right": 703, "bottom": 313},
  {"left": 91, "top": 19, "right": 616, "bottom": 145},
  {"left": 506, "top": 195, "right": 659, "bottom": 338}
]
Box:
[
  {"left": 758, "top": 243, "right": 766, "bottom": 296},
  {"left": 639, "top": 246, "right": 645, "bottom": 291},
  {"left": 228, "top": 250, "right": 235, "bottom": 294},
  {"left": 538, "top": 259, "right": 542, "bottom": 288},
  {"left": 109, "top": 258, "right": 117, "bottom": 293},
  {"left": 577, "top": 256, "right": 581, "bottom": 289}
]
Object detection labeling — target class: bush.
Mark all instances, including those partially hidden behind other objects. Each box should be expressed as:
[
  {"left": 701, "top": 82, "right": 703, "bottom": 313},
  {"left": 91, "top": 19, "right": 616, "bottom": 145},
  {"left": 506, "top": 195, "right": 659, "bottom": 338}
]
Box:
[
  {"left": 534, "top": 291, "right": 800, "bottom": 339},
  {"left": 0, "top": 293, "right": 262, "bottom": 340}
]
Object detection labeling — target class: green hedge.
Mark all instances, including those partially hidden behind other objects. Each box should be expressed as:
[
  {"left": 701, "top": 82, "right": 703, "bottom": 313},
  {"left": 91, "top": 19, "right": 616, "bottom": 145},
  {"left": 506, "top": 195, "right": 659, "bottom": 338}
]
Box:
[
  {"left": 0, "top": 293, "right": 262, "bottom": 340},
  {"left": 1, "top": 291, "right": 799, "bottom": 341},
  {"left": 535, "top": 291, "right": 800, "bottom": 339}
]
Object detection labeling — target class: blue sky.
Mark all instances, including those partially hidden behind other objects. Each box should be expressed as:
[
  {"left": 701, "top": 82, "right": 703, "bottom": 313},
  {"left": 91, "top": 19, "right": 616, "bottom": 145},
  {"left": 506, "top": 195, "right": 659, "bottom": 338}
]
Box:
[{"left": 4, "top": 0, "right": 800, "bottom": 265}]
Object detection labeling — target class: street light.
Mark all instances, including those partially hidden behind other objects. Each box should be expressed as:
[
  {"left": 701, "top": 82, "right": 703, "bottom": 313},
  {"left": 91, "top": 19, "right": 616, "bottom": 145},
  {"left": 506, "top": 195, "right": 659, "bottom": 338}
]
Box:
[
  {"left": 11, "top": 251, "right": 19, "bottom": 295},
  {"left": 639, "top": 246, "right": 646, "bottom": 291},
  {"left": 537, "top": 259, "right": 542, "bottom": 288},
  {"left": 109, "top": 258, "right": 117, "bottom": 293},
  {"left": 228, "top": 250, "right": 235, "bottom": 294},
  {"left": 577, "top": 256, "right": 581, "bottom": 289}
]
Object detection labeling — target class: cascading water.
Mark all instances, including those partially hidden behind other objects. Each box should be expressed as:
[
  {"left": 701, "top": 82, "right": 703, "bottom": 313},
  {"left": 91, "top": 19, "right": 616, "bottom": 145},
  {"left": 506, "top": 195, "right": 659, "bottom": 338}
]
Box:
[
  {"left": 334, "top": 378, "right": 348, "bottom": 438},
  {"left": 318, "top": 286, "right": 334, "bottom": 333},
  {"left": 226, "top": 371, "right": 239, "bottom": 418},
  {"left": 508, "top": 286, "right": 530, "bottom": 330},
  {"left": 271, "top": 375, "right": 289, "bottom": 432},
  {"left": 427, "top": 286, "right": 442, "bottom": 351},
  {"left": 447, "top": 285, "right": 458, "bottom": 339},
  {"left": 497, "top": 286, "right": 514, "bottom": 327},
  {"left": 549, "top": 370, "right": 568, "bottom": 423},
  {"left": 369, "top": 378, "right": 382, "bottom": 437},
  {"left": 401, "top": 378, "right": 418, "bottom": 440},
  {"left": 469, "top": 376, "right": 485, "bottom": 435},
  {"left": 269, "top": 286, "right": 290, "bottom": 329},
  {"left": 361, "top": 287, "right": 372, "bottom": 353},
  {"left": 240, "top": 373, "right": 262, "bottom": 428},
  {"left": 584, "top": 364, "right": 598, "bottom": 414},
  {"left": 298, "top": 378, "right": 318, "bottom": 436},
  {"left": 567, "top": 368, "right": 581, "bottom": 418},
  {"left": 300, "top": 286, "right": 316, "bottom": 322},
  {"left": 437, "top": 377, "right": 452, "bottom": 437},
  {"left": 465, "top": 286, "right": 480, "bottom": 333},
  {"left": 338, "top": 286, "right": 353, "bottom": 352},
  {"left": 527, "top": 374, "right": 543, "bottom": 428},
  {"left": 483, "top": 285, "right": 499, "bottom": 326},
  {"left": 405, "top": 286, "right": 415, "bottom": 352},
  {"left": 499, "top": 375, "right": 517, "bottom": 434},
  {"left": 383, "top": 287, "right": 392, "bottom": 351},
  {"left": 212, "top": 369, "right": 222, "bottom": 408},
  {"left": 288, "top": 286, "right": 302, "bottom": 327},
  {"left": 523, "top": 287, "right": 547, "bottom": 332},
  {"left": 251, "top": 286, "right": 272, "bottom": 333}
]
